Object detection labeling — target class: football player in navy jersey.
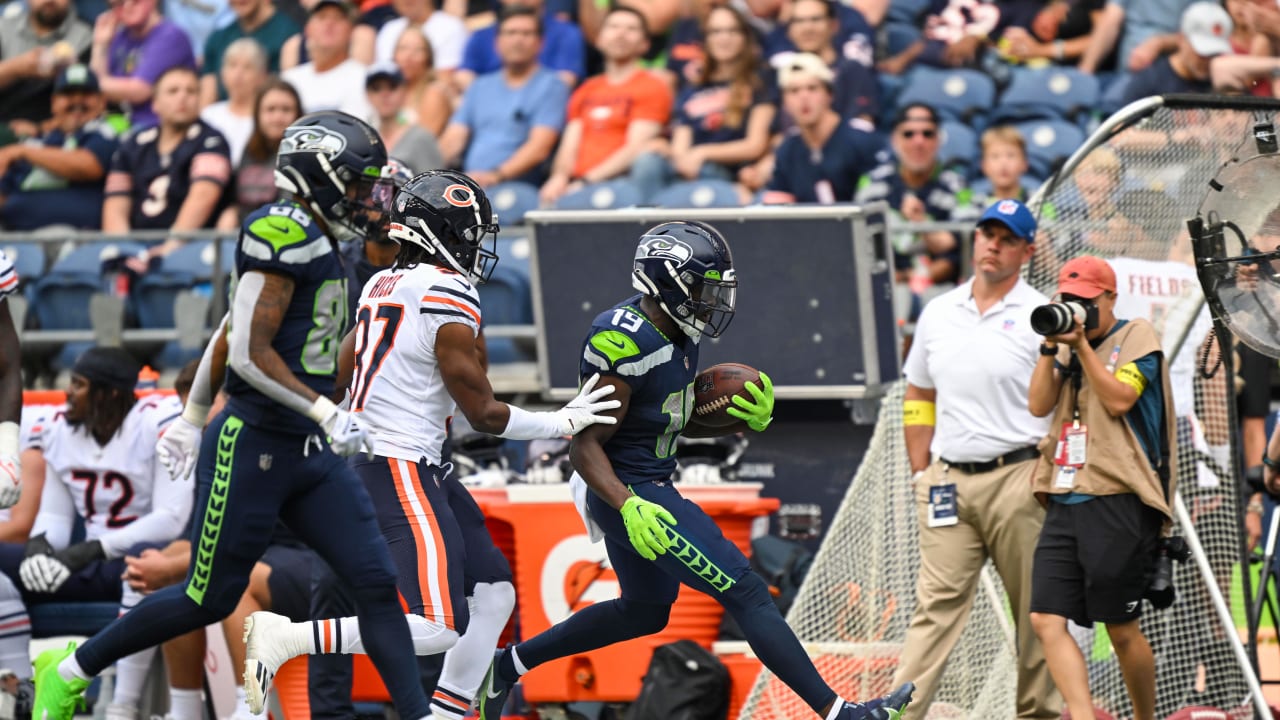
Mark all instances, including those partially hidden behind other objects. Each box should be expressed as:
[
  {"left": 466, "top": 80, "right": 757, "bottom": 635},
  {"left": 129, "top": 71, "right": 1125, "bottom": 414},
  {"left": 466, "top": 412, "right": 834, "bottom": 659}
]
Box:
[
  {"left": 31, "top": 111, "right": 437, "bottom": 720},
  {"left": 102, "top": 65, "right": 232, "bottom": 266},
  {"left": 476, "top": 221, "right": 917, "bottom": 720}
]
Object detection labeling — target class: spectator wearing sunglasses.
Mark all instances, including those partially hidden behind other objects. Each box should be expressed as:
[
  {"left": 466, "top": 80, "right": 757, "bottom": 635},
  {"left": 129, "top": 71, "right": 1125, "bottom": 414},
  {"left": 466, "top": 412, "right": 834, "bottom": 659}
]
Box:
[
  {"left": 856, "top": 102, "right": 966, "bottom": 296},
  {"left": 760, "top": 53, "right": 886, "bottom": 205}
]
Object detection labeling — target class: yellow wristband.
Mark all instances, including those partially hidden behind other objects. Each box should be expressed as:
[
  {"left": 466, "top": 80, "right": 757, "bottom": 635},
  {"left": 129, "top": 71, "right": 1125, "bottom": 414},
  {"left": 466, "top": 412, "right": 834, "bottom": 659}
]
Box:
[{"left": 903, "top": 400, "right": 936, "bottom": 427}]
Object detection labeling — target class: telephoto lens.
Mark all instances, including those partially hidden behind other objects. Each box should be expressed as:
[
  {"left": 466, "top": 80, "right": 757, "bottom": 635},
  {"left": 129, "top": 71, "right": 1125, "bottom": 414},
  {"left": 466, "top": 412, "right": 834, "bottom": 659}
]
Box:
[{"left": 1030, "top": 302, "right": 1086, "bottom": 336}]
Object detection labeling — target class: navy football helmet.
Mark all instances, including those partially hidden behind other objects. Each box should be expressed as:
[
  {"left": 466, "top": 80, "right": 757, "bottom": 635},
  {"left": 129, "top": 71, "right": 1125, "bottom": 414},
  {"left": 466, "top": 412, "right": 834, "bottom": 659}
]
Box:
[
  {"left": 274, "top": 111, "right": 391, "bottom": 242},
  {"left": 388, "top": 170, "right": 500, "bottom": 283},
  {"left": 631, "top": 221, "right": 736, "bottom": 338}
]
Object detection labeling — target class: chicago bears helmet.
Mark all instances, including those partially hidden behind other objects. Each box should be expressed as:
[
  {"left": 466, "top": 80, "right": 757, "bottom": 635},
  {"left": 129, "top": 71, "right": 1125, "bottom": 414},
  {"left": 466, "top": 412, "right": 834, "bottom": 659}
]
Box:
[
  {"left": 274, "top": 111, "right": 391, "bottom": 242},
  {"left": 387, "top": 170, "right": 500, "bottom": 283},
  {"left": 631, "top": 221, "right": 736, "bottom": 338}
]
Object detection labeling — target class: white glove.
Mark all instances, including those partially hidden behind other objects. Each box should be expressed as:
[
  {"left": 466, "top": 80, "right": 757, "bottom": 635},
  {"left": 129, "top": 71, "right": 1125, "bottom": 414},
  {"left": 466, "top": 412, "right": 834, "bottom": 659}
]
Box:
[
  {"left": 0, "top": 455, "right": 19, "bottom": 510},
  {"left": 19, "top": 554, "right": 70, "bottom": 594},
  {"left": 157, "top": 416, "right": 203, "bottom": 482},
  {"left": 319, "top": 405, "right": 375, "bottom": 458},
  {"left": 552, "top": 373, "right": 621, "bottom": 436}
]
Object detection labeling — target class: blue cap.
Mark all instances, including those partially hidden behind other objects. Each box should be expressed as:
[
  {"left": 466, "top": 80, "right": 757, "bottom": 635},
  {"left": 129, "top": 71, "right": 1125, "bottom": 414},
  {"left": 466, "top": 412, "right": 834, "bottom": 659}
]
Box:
[{"left": 978, "top": 198, "right": 1037, "bottom": 242}]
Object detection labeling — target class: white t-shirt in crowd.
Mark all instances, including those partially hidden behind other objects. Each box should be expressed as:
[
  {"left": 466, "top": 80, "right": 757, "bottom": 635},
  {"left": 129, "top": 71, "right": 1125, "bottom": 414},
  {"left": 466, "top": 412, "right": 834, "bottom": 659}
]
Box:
[
  {"left": 282, "top": 59, "right": 373, "bottom": 119},
  {"left": 374, "top": 13, "right": 467, "bottom": 70},
  {"left": 904, "top": 278, "right": 1053, "bottom": 463},
  {"left": 200, "top": 102, "right": 254, "bottom": 166}
]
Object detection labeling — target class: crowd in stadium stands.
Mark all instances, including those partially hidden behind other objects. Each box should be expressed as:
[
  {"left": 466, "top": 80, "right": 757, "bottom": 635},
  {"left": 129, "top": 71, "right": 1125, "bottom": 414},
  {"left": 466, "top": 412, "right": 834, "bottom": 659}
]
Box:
[{"left": 2, "top": 0, "right": 1280, "bottom": 337}]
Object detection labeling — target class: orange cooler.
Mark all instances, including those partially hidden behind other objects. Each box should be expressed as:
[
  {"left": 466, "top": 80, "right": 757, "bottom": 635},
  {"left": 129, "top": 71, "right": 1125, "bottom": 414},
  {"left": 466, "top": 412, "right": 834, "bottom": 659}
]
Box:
[{"left": 484, "top": 482, "right": 778, "bottom": 703}]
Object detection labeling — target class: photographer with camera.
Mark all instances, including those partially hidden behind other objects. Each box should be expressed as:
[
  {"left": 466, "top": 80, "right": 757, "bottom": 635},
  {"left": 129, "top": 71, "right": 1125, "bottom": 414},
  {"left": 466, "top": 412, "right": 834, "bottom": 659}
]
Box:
[{"left": 1027, "top": 255, "right": 1178, "bottom": 720}]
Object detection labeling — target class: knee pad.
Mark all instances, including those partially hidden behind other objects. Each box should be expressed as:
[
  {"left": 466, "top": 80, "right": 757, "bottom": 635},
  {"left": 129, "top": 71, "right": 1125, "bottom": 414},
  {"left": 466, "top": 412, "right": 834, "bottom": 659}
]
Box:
[
  {"left": 472, "top": 581, "right": 516, "bottom": 621},
  {"left": 616, "top": 598, "right": 670, "bottom": 635}
]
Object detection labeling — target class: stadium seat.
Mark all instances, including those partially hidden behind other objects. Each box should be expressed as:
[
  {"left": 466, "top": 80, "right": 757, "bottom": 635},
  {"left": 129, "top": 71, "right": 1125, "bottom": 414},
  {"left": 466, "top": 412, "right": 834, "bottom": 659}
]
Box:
[
  {"left": 133, "top": 271, "right": 196, "bottom": 328},
  {"left": 896, "top": 67, "right": 996, "bottom": 126},
  {"left": 163, "top": 239, "right": 236, "bottom": 280},
  {"left": 1014, "top": 119, "right": 1086, "bottom": 179},
  {"left": 938, "top": 121, "right": 979, "bottom": 173},
  {"left": 989, "top": 67, "right": 1100, "bottom": 125},
  {"left": 50, "top": 241, "right": 145, "bottom": 276},
  {"left": 31, "top": 274, "right": 103, "bottom": 330},
  {"left": 1, "top": 242, "right": 46, "bottom": 286},
  {"left": 488, "top": 181, "right": 541, "bottom": 225},
  {"left": 1098, "top": 72, "right": 1134, "bottom": 116},
  {"left": 495, "top": 235, "right": 532, "bottom": 280},
  {"left": 652, "top": 180, "right": 742, "bottom": 209},
  {"left": 554, "top": 179, "right": 641, "bottom": 210}
]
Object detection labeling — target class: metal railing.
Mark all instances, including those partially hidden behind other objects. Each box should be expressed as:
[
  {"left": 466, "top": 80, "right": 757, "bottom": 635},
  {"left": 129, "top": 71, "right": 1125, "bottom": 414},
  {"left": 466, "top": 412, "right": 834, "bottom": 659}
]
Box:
[{"left": 0, "top": 218, "right": 972, "bottom": 390}]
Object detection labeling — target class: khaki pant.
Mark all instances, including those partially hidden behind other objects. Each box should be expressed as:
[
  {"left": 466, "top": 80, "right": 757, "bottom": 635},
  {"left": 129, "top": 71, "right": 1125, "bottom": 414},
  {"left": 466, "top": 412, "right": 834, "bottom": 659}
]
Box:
[{"left": 893, "top": 458, "right": 1061, "bottom": 720}]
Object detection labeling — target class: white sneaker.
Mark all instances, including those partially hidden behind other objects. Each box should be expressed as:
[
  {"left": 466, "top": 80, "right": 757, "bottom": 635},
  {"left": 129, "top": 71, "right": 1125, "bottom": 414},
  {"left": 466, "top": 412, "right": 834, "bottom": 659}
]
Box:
[
  {"left": 105, "top": 702, "right": 139, "bottom": 720},
  {"left": 243, "top": 611, "right": 304, "bottom": 715}
]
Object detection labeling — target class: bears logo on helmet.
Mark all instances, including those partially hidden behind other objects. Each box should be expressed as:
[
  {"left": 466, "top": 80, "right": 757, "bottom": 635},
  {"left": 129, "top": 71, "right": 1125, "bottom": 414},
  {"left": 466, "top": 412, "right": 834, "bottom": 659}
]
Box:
[{"left": 443, "top": 183, "right": 477, "bottom": 208}]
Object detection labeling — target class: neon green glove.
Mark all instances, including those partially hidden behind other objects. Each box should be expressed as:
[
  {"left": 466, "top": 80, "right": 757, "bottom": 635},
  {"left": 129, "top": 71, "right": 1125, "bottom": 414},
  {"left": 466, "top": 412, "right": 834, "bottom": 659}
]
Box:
[
  {"left": 726, "top": 372, "right": 774, "bottom": 432},
  {"left": 620, "top": 495, "right": 677, "bottom": 561}
]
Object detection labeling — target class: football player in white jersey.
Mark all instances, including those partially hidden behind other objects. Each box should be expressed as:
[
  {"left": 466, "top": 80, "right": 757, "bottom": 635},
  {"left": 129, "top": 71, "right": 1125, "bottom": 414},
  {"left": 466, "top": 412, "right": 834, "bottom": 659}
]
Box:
[
  {"left": 0, "top": 249, "right": 23, "bottom": 514},
  {"left": 0, "top": 347, "right": 192, "bottom": 720},
  {"left": 242, "top": 170, "right": 621, "bottom": 718}
]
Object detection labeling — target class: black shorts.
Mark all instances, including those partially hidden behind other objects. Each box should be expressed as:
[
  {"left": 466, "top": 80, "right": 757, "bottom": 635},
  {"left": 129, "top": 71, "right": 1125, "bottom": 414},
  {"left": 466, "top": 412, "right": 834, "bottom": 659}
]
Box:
[
  {"left": 1030, "top": 493, "right": 1164, "bottom": 625},
  {"left": 260, "top": 544, "right": 315, "bottom": 622}
]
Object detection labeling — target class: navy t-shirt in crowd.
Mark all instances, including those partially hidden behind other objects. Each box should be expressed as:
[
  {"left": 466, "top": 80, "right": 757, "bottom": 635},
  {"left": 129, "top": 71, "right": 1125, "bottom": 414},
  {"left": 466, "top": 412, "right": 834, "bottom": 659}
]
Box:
[
  {"left": 460, "top": 14, "right": 585, "bottom": 80},
  {"left": 0, "top": 120, "right": 120, "bottom": 230},
  {"left": 1122, "top": 56, "right": 1212, "bottom": 105},
  {"left": 764, "top": 121, "right": 888, "bottom": 203},
  {"left": 674, "top": 72, "right": 777, "bottom": 150}
]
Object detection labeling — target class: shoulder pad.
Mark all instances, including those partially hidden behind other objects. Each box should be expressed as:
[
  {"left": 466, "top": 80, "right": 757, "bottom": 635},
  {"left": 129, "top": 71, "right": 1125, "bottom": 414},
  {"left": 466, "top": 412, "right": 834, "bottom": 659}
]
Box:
[{"left": 240, "top": 204, "right": 329, "bottom": 265}]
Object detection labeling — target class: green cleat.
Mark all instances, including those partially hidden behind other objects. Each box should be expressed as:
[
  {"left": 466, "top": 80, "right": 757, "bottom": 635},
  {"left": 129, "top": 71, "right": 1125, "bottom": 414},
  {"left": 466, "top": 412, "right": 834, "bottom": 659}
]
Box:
[{"left": 31, "top": 642, "right": 89, "bottom": 720}]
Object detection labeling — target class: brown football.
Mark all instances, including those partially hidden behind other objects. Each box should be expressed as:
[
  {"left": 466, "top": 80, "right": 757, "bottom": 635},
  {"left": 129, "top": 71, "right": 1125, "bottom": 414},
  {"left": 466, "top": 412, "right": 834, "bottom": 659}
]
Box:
[{"left": 691, "top": 362, "right": 761, "bottom": 427}]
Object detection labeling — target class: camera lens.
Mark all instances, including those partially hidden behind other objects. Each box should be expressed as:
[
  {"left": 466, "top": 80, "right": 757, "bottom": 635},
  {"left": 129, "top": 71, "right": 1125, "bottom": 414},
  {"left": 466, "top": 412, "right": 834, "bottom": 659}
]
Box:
[{"left": 1030, "top": 303, "right": 1075, "bottom": 336}]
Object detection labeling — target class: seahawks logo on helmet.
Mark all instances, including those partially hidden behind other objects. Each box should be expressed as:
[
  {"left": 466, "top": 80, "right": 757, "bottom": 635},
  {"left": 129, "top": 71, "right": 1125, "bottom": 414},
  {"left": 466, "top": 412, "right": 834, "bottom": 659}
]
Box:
[
  {"left": 637, "top": 236, "right": 693, "bottom": 265},
  {"left": 279, "top": 126, "right": 348, "bottom": 157}
]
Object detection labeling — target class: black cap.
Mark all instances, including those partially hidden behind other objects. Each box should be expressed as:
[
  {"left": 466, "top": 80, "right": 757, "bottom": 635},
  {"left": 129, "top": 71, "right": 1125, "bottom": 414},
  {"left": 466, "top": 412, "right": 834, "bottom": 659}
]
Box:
[
  {"left": 365, "top": 62, "right": 404, "bottom": 88},
  {"left": 54, "top": 64, "right": 99, "bottom": 94},
  {"left": 892, "top": 102, "right": 940, "bottom": 129},
  {"left": 310, "top": 0, "right": 356, "bottom": 19}
]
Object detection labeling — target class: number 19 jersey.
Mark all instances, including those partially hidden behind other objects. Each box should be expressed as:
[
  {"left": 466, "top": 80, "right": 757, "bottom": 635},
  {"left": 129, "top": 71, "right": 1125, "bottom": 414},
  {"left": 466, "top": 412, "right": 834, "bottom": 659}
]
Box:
[
  {"left": 348, "top": 263, "right": 483, "bottom": 464},
  {"left": 580, "top": 295, "right": 698, "bottom": 485}
]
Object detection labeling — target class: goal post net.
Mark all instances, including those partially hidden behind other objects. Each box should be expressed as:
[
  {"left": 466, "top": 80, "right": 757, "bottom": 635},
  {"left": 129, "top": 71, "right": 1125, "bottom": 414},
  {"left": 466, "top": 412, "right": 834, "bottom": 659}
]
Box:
[{"left": 737, "top": 95, "right": 1277, "bottom": 720}]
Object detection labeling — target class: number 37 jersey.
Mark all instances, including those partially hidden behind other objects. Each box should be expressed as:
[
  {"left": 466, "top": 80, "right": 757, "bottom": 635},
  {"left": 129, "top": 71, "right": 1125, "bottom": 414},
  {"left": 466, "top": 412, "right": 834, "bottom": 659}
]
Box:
[
  {"left": 580, "top": 294, "right": 698, "bottom": 485},
  {"left": 347, "top": 263, "right": 483, "bottom": 464}
]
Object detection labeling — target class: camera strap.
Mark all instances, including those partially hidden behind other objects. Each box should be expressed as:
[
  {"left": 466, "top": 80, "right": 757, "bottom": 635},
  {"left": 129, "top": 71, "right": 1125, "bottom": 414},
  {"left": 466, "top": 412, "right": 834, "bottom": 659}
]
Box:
[{"left": 1066, "top": 353, "right": 1083, "bottom": 427}]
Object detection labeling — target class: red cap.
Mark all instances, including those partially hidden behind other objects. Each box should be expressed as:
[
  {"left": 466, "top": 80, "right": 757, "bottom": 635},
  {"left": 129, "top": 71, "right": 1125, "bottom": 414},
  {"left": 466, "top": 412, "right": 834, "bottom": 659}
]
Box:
[{"left": 1057, "top": 255, "right": 1116, "bottom": 299}]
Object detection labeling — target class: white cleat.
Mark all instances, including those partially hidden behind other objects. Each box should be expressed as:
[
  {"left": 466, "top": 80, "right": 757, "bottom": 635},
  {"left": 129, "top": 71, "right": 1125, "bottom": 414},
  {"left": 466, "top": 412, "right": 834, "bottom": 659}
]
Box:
[{"left": 243, "top": 611, "right": 302, "bottom": 715}]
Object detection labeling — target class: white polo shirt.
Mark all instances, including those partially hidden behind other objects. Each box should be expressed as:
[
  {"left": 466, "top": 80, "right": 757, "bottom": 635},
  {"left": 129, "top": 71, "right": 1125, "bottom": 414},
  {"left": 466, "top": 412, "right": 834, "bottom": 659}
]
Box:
[{"left": 903, "top": 277, "right": 1052, "bottom": 463}]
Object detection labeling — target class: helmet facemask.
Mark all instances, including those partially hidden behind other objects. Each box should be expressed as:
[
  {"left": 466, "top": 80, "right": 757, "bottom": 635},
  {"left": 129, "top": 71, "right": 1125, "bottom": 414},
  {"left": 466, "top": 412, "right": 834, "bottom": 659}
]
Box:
[
  {"left": 388, "top": 204, "right": 500, "bottom": 283},
  {"left": 633, "top": 260, "right": 737, "bottom": 338}
]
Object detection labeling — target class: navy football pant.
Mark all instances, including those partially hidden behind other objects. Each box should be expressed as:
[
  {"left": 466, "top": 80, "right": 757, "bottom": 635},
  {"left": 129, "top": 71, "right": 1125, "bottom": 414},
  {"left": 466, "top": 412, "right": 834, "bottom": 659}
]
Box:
[
  {"left": 73, "top": 411, "right": 432, "bottom": 720},
  {"left": 513, "top": 481, "right": 838, "bottom": 714}
]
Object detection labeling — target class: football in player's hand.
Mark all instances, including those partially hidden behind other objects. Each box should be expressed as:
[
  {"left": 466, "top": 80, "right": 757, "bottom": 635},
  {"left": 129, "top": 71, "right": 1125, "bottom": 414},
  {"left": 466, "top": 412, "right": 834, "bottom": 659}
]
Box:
[{"left": 692, "top": 363, "right": 761, "bottom": 428}]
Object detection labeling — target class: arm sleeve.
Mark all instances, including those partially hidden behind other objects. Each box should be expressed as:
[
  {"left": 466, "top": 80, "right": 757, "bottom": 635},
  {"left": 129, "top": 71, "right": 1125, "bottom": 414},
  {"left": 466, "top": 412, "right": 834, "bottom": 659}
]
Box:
[
  {"left": 104, "top": 138, "right": 135, "bottom": 198},
  {"left": 460, "top": 31, "right": 487, "bottom": 74},
  {"left": 227, "top": 271, "right": 320, "bottom": 418},
  {"left": 190, "top": 132, "right": 232, "bottom": 187},
  {"left": 30, "top": 465, "right": 76, "bottom": 550}
]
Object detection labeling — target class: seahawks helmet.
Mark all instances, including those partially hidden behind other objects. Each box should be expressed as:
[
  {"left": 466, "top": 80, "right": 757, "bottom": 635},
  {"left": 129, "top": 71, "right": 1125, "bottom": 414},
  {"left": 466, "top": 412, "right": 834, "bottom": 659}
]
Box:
[
  {"left": 274, "top": 111, "right": 391, "bottom": 243},
  {"left": 632, "top": 221, "right": 736, "bottom": 338},
  {"left": 387, "top": 170, "right": 500, "bottom": 283},
  {"left": 369, "top": 158, "right": 416, "bottom": 243}
]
